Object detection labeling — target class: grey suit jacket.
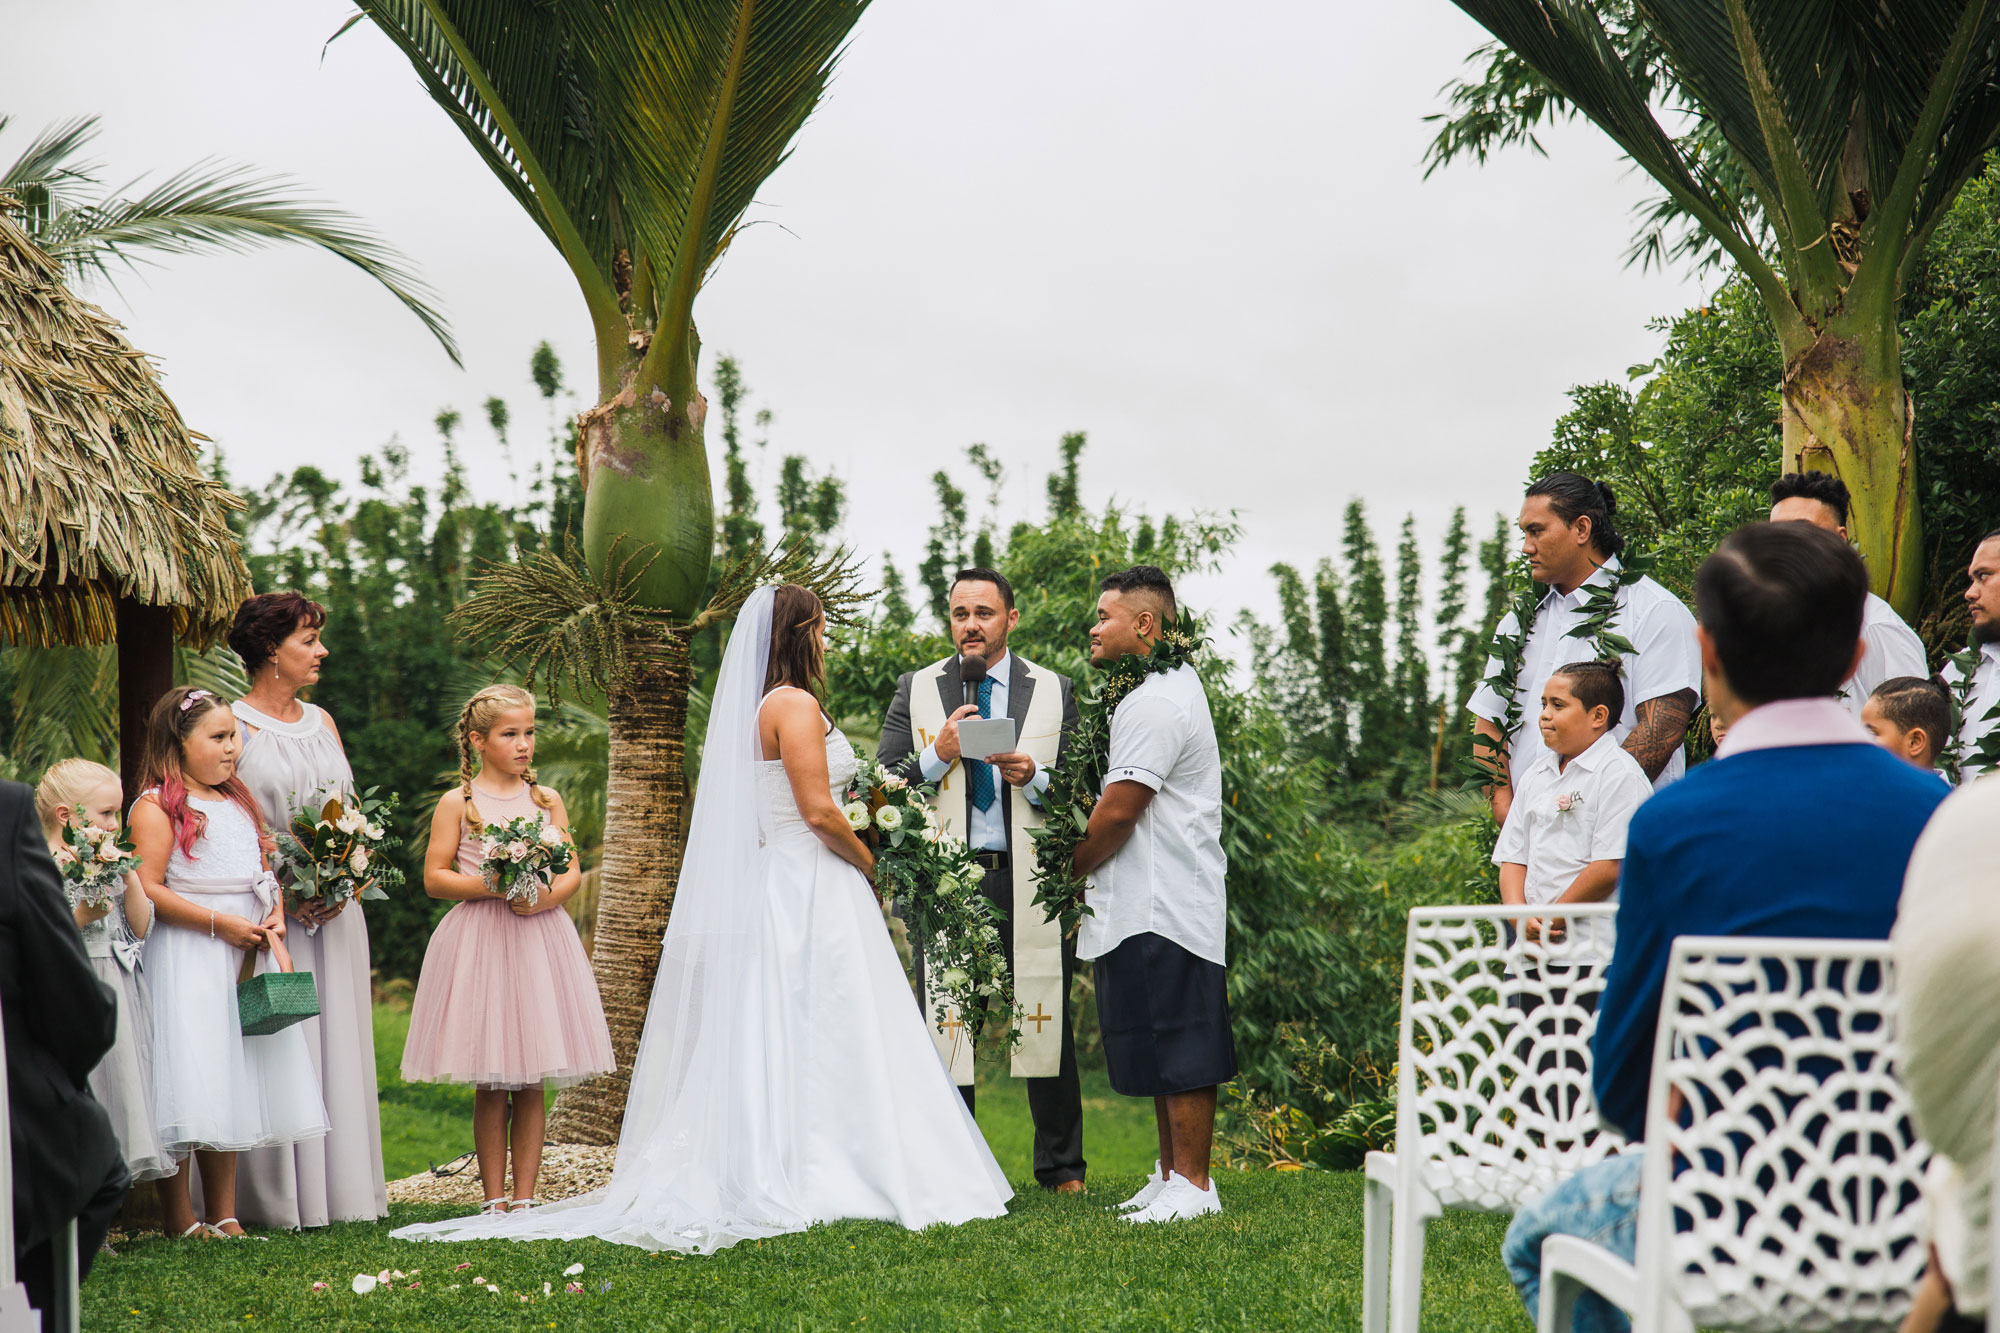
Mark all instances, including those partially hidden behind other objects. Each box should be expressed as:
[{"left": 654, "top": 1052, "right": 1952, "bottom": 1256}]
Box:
[{"left": 877, "top": 653, "right": 1081, "bottom": 852}]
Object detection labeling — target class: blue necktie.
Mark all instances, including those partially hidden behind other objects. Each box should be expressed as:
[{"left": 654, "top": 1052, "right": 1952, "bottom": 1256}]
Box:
[{"left": 969, "top": 675, "right": 997, "bottom": 812}]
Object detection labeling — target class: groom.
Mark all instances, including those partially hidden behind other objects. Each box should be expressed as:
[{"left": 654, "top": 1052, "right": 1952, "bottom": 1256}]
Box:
[{"left": 878, "top": 567, "right": 1086, "bottom": 1192}]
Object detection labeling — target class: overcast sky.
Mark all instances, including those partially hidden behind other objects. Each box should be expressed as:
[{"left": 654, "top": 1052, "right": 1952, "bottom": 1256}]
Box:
[{"left": 4, "top": 1, "right": 1705, "bottom": 652}]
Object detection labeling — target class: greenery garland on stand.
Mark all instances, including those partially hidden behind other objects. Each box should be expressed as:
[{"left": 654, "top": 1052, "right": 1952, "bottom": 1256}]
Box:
[
  {"left": 1029, "top": 615, "right": 1208, "bottom": 937},
  {"left": 1462, "top": 553, "right": 1658, "bottom": 787}
]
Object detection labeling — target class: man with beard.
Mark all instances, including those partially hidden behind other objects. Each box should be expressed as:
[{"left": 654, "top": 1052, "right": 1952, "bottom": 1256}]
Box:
[
  {"left": 1768, "top": 472, "right": 1929, "bottom": 716},
  {"left": 877, "top": 568, "right": 1085, "bottom": 1192},
  {"left": 1941, "top": 529, "right": 2000, "bottom": 783}
]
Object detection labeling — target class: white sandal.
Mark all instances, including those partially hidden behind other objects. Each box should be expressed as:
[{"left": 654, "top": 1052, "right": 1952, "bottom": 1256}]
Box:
[
  {"left": 480, "top": 1198, "right": 510, "bottom": 1215},
  {"left": 203, "top": 1218, "right": 243, "bottom": 1239},
  {"left": 509, "top": 1198, "right": 540, "bottom": 1213},
  {"left": 177, "top": 1222, "right": 208, "bottom": 1240}
]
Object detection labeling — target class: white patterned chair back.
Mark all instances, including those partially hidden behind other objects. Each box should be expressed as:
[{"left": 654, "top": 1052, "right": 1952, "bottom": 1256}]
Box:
[
  {"left": 1636, "top": 937, "right": 1927, "bottom": 1332},
  {"left": 1397, "top": 905, "right": 1625, "bottom": 1212}
]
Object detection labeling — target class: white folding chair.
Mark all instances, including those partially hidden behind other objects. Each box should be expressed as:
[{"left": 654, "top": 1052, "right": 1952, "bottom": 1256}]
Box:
[
  {"left": 1539, "top": 936, "right": 1928, "bottom": 1333},
  {"left": 1362, "top": 903, "right": 1623, "bottom": 1333},
  {"left": 0, "top": 989, "right": 79, "bottom": 1333}
]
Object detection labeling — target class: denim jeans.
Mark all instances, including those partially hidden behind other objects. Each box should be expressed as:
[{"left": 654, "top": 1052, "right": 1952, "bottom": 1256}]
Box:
[{"left": 1503, "top": 1151, "right": 1642, "bottom": 1333}]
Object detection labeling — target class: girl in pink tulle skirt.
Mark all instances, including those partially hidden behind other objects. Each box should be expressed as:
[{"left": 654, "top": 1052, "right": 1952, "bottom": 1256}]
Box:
[{"left": 402, "top": 684, "right": 613, "bottom": 1214}]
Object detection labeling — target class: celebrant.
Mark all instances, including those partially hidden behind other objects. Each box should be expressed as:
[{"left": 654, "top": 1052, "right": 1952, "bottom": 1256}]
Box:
[{"left": 877, "top": 566, "right": 1085, "bottom": 1193}]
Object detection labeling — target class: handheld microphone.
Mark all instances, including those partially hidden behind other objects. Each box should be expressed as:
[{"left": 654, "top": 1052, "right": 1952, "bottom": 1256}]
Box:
[{"left": 960, "top": 653, "right": 988, "bottom": 712}]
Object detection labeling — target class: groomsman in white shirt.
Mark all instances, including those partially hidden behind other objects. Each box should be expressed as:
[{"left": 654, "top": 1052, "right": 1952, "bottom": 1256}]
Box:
[
  {"left": 1941, "top": 528, "right": 2000, "bottom": 782},
  {"left": 1070, "top": 566, "right": 1232, "bottom": 1225},
  {"left": 1468, "top": 473, "right": 1701, "bottom": 827},
  {"left": 1768, "top": 472, "right": 1928, "bottom": 716}
]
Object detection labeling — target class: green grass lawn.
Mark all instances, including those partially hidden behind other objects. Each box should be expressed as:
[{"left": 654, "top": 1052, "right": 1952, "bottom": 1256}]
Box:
[
  {"left": 87, "top": 1175, "right": 1523, "bottom": 1331},
  {"left": 83, "top": 1003, "right": 1529, "bottom": 1329}
]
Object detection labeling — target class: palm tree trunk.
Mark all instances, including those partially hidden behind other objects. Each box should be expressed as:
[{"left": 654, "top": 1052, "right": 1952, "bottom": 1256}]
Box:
[
  {"left": 546, "top": 630, "right": 691, "bottom": 1145},
  {"left": 1779, "top": 321, "right": 1924, "bottom": 618}
]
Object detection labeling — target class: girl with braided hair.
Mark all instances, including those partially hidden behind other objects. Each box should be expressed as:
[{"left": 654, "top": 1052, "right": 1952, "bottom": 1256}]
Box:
[{"left": 401, "top": 684, "right": 612, "bottom": 1215}]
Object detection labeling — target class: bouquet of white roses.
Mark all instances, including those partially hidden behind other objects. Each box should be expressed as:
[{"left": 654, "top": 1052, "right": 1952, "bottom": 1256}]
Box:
[
  {"left": 479, "top": 815, "right": 574, "bottom": 907},
  {"left": 843, "top": 759, "right": 1018, "bottom": 1047},
  {"left": 272, "top": 787, "right": 403, "bottom": 933},
  {"left": 55, "top": 822, "right": 141, "bottom": 911}
]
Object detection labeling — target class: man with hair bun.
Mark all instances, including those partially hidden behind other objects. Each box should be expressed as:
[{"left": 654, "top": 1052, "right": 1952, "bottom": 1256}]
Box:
[
  {"left": 1769, "top": 472, "right": 1928, "bottom": 718},
  {"left": 1502, "top": 521, "right": 1949, "bottom": 1330},
  {"left": 1468, "top": 472, "right": 1702, "bottom": 825}
]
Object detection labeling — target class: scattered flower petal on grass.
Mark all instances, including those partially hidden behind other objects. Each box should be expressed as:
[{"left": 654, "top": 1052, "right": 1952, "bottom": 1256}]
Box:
[
  {"left": 309, "top": 1283, "right": 326, "bottom": 1293},
  {"left": 563, "top": 1263, "right": 585, "bottom": 1277},
  {"left": 454, "top": 1262, "right": 471, "bottom": 1271},
  {"left": 566, "top": 1283, "right": 585, "bottom": 1295},
  {"left": 543, "top": 1283, "right": 552, "bottom": 1297},
  {"left": 351, "top": 1275, "right": 378, "bottom": 1295}
]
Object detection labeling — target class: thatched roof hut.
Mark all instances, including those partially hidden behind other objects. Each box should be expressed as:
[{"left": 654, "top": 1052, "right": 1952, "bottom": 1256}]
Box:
[{"left": 0, "top": 191, "right": 253, "bottom": 790}]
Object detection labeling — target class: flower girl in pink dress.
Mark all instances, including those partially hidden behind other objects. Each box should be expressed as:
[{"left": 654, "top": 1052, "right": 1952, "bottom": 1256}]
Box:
[{"left": 401, "top": 684, "right": 613, "bottom": 1215}]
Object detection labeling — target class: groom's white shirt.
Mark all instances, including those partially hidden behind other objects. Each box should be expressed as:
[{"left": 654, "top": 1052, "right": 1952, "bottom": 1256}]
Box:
[
  {"left": 1078, "top": 663, "right": 1227, "bottom": 967},
  {"left": 916, "top": 651, "right": 1052, "bottom": 852}
]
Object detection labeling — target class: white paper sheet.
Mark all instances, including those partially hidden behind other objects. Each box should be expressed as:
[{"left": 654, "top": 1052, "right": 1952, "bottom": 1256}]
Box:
[{"left": 956, "top": 717, "right": 1018, "bottom": 762}]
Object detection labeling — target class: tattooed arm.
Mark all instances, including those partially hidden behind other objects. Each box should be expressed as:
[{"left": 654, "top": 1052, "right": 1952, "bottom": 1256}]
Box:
[{"left": 1623, "top": 688, "right": 1698, "bottom": 780}]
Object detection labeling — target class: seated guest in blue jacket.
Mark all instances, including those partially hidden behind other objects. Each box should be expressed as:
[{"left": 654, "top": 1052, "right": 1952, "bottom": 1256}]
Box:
[{"left": 1502, "top": 521, "right": 1952, "bottom": 1333}]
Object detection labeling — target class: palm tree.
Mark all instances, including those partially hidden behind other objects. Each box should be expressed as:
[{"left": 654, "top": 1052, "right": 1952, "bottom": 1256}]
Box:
[
  {"left": 1430, "top": 0, "right": 2000, "bottom": 616},
  {"left": 351, "top": 0, "right": 871, "bottom": 1141},
  {"left": 1, "top": 114, "right": 457, "bottom": 361}
]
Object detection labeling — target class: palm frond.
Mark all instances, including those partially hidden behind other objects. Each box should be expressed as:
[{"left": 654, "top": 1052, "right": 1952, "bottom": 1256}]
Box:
[
  {"left": 347, "top": 0, "right": 621, "bottom": 334},
  {"left": 0, "top": 115, "right": 104, "bottom": 234},
  {"left": 579, "top": 0, "right": 870, "bottom": 387},
  {"left": 34, "top": 160, "right": 458, "bottom": 365},
  {"left": 4, "top": 644, "right": 119, "bottom": 777},
  {"left": 175, "top": 643, "right": 250, "bottom": 699},
  {"left": 693, "top": 534, "right": 868, "bottom": 632},
  {"left": 450, "top": 534, "right": 679, "bottom": 707}
]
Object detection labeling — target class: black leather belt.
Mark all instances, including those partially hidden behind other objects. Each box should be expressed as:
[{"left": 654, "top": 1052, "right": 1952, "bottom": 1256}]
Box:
[{"left": 974, "top": 850, "right": 1010, "bottom": 872}]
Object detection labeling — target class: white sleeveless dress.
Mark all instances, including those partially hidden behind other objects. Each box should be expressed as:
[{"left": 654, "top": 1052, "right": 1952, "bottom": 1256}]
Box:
[
  {"left": 147, "top": 795, "right": 329, "bottom": 1156},
  {"left": 227, "top": 700, "right": 388, "bottom": 1226},
  {"left": 392, "top": 695, "right": 1011, "bottom": 1252}
]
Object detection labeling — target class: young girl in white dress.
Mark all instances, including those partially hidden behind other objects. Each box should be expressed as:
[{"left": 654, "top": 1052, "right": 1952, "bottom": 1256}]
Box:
[
  {"left": 35, "top": 758, "right": 176, "bottom": 1185},
  {"left": 131, "top": 686, "right": 328, "bottom": 1238}
]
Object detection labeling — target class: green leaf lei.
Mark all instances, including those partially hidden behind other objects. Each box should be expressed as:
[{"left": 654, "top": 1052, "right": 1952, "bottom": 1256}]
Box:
[
  {"left": 1942, "top": 640, "right": 2000, "bottom": 784},
  {"left": 1028, "top": 615, "right": 1208, "bottom": 938},
  {"left": 1463, "top": 552, "right": 1656, "bottom": 788}
]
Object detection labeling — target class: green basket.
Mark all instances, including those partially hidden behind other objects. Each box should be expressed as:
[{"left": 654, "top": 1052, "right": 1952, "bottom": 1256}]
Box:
[{"left": 237, "top": 946, "right": 319, "bottom": 1036}]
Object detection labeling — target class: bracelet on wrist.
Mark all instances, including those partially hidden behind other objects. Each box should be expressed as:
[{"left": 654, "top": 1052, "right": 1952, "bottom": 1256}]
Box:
[{"left": 209, "top": 908, "right": 216, "bottom": 939}]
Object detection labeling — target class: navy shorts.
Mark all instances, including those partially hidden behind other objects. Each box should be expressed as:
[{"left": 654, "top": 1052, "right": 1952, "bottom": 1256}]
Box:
[{"left": 1092, "top": 932, "right": 1237, "bottom": 1097}]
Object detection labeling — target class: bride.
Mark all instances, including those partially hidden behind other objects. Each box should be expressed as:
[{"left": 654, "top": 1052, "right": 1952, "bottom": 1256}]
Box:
[{"left": 392, "top": 584, "right": 1012, "bottom": 1252}]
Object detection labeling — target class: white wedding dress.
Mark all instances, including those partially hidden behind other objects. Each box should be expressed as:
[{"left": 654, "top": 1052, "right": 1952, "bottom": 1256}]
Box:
[{"left": 392, "top": 588, "right": 1011, "bottom": 1253}]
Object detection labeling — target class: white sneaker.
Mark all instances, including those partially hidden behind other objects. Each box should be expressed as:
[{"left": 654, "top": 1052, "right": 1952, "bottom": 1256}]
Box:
[
  {"left": 1115, "top": 1162, "right": 1170, "bottom": 1212},
  {"left": 1122, "top": 1172, "right": 1220, "bottom": 1224}
]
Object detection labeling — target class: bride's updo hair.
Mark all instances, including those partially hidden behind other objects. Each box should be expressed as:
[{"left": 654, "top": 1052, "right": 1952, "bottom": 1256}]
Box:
[{"left": 764, "top": 584, "right": 826, "bottom": 696}]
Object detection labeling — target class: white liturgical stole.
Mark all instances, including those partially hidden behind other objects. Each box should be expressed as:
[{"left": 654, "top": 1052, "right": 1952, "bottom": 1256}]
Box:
[{"left": 909, "top": 653, "right": 1066, "bottom": 1085}]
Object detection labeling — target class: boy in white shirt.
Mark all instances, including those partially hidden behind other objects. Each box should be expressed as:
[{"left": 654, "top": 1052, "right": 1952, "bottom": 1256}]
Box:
[{"left": 1495, "top": 660, "right": 1654, "bottom": 963}]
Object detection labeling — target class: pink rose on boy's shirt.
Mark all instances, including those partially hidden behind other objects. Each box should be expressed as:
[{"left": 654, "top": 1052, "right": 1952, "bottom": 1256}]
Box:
[{"left": 1554, "top": 790, "right": 1585, "bottom": 814}]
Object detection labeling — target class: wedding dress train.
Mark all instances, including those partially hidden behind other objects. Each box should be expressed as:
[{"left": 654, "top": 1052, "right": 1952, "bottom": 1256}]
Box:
[{"left": 391, "top": 588, "right": 1011, "bottom": 1253}]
